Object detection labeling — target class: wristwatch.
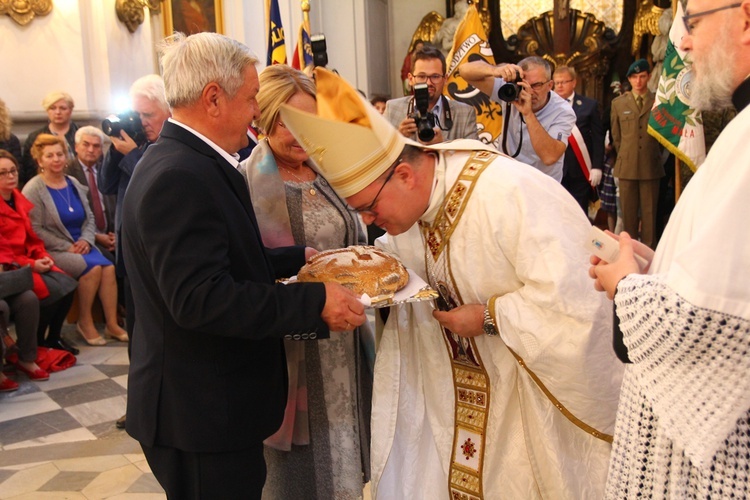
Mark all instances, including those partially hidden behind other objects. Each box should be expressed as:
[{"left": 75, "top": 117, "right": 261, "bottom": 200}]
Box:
[{"left": 483, "top": 307, "right": 499, "bottom": 336}]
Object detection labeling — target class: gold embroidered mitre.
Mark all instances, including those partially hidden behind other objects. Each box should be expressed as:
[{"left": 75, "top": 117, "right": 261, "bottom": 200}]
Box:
[{"left": 279, "top": 67, "right": 420, "bottom": 198}]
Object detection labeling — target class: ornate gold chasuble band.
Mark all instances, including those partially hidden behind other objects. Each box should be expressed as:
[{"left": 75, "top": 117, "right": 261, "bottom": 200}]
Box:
[{"left": 419, "top": 151, "right": 497, "bottom": 500}]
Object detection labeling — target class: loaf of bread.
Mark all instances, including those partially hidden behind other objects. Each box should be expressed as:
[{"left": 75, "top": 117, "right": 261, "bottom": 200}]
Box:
[{"left": 297, "top": 245, "right": 409, "bottom": 296}]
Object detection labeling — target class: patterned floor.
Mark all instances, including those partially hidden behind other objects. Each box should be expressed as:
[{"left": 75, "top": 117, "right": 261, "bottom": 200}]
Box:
[{"left": 0, "top": 324, "right": 165, "bottom": 499}]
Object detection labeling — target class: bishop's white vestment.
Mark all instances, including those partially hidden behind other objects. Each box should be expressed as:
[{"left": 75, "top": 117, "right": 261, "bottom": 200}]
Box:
[
  {"left": 605, "top": 90, "right": 750, "bottom": 498},
  {"left": 373, "top": 147, "right": 624, "bottom": 499}
]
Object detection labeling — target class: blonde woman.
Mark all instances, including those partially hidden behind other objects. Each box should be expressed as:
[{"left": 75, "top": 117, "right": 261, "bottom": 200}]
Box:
[
  {"left": 22, "top": 134, "right": 128, "bottom": 346},
  {"left": 21, "top": 91, "right": 79, "bottom": 185},
  {"left": 240, "top": 64, "right": 373, "bottom": 500}
]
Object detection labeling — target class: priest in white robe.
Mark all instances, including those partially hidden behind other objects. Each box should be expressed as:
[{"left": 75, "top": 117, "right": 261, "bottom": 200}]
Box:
[
  {"left": 281, "top": 67, "right": 624, "bottom": 499},
  {"left": 591, "top": 1, "right": 750, "bottom": 496}
]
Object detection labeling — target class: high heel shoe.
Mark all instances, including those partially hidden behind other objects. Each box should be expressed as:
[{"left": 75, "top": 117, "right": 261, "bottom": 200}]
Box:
[
  {"left": 76, "top": 324, "right": 107, "bottom": 346},
  {"left": 105, "top": 328, "right": 129, "bottom": 342},
  {"left": 15, "top": 363, "right": 50, "bottom": 381}
]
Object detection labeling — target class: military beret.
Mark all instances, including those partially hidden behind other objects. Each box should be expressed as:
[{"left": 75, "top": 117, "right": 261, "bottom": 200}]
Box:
[{"left": 626, "top": 59, "right": 650, "bottom": 77}]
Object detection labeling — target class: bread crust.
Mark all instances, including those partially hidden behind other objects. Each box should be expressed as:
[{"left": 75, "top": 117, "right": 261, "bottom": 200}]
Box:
[{"left": 297, "top": 245, "right": 409, "bottom": 296}]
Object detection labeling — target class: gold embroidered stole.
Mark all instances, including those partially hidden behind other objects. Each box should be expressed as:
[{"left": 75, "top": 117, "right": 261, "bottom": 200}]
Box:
[{"left": 419, "top": 150, "right": 496, "bottom": 500}]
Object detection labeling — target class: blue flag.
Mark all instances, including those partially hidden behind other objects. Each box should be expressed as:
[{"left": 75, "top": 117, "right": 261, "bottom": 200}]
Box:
[{"left": 266, "top": 0, "right": 286, "bottom": 65}]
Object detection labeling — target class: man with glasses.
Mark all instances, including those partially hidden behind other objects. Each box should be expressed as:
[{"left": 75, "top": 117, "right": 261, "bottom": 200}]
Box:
[
  {"left": 610, "top": 59, "right": 664, "bottom": 249},
  {"left": 591, "top": 0, "right": 750, "bottom": 496},
  {"left": 384, "top": 45, "right": 478, "bottom": 145},
  {"left": 460, "top": 56, "right": 576, "bottom": 181},
  {"left": 281, "top": 67, "right": 622, "bottom": 499},
  {"left": 553, "top": 66, "right": 605, "bottom": 216}
]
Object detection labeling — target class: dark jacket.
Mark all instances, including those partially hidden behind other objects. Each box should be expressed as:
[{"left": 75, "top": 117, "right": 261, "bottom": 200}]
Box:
[
  {"left": 561, "top": 93, "right": 605, "bottom": 211},
  {"left": 122, "top": 120, "right": 329, "bottom": 452}
]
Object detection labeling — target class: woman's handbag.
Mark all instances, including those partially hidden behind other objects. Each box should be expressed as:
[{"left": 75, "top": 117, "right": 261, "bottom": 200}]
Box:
[
  {"left": 38, "top": 271, "right": 78, "bottom": 306},
  {"left": 0, "top": 266, "right": 34, "bottom": 300}
]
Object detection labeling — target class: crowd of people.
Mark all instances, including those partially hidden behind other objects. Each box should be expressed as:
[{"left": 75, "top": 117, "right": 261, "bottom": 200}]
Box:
[{"left": 1, "top": 0, "right": 748, "bottom": 497}]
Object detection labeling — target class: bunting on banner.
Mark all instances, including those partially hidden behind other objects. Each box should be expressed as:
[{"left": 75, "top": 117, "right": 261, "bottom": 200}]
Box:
[
  {"left": 648, "top": 1, "right": 705, "bottom": 172},
  {"left": 444, "top": 4, "right": 504, "bottom": 146},
  {"left": 291, "top": 19, "right": 313, "bottom": 72},
  {"left": 266, "top": 0, "right": 287, "bottom": 66}
]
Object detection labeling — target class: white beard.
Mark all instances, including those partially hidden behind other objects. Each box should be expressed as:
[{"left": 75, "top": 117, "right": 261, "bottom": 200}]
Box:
[{"left": 690, "top": 27, "right": 736, "bottom": 111}]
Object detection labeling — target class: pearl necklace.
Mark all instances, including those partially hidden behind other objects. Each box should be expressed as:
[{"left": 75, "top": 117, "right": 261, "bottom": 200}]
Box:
[{"left": 280, "top": 165, "right": 317, "bottom": 196}]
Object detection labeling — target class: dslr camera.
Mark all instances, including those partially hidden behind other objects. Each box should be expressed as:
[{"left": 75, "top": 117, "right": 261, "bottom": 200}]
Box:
[
  {"left": 409, "top": 83, "right": 436, "bottom": 142},
  {"left": 102, "top": 111, "right": 146, "bottom": 146},
  {"left": 497, "top": 70, "right": 522, "bottom": 102}
]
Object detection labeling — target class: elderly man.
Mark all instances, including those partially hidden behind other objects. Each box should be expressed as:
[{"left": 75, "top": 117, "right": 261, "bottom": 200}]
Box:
[
  {"left": 100, "top": 75, "right": 172, "bottom": 430},
  {"left": 281, "top": 67, "right": 622, "bottom": 499},
  {"left": 591, "top": 0, "right": 750, "bottom": 496},
  {"left": 100, "top": 74, "right": 171, "bottom": 247},
  {"left": 121, "top": 33, "right": 365, "bottom": 499},
  {"left": 553, "top": 66, "right": 605, "bottom": 215},
  {"left": 67, "top": 126, "right": 116, "bottom": 260},
  {"left": 459, "top": 56, "right": 576, "bottom": 181},
  {"left": 385, "top": 45, "right": 478, "bottom": 145}
]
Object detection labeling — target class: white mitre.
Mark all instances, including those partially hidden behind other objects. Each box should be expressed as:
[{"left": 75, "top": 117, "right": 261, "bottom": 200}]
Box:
[{"left": 279, "top": 68, "right": 420, "bottom": 197}]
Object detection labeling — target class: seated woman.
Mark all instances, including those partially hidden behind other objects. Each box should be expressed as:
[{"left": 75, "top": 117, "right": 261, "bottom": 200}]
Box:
[
  {"left": 240, "top": 65, "right": 374, "bottom": 499},
  {"left": 0, "top": 150, "right": 77, "bottom": 355},
  {"left": 0, "top": 281, "right": 48, "bottom": 392},
  {"left": 22, "top": 135, "right": 128, "bottom": 346}
]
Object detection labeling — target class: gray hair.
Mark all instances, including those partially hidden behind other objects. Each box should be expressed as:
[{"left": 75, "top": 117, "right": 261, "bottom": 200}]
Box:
[
  {"left": 520, "top": 56, "right": 552, "bottom": 80},
  {"left": 75, "top": 125, "right": 105, "bottom": 144},
  {"left": 129, "top": 74, "right": 169, "bottom": 112},
  {"left": 158, "top": 32, "right": 258, "bottom": 108}
]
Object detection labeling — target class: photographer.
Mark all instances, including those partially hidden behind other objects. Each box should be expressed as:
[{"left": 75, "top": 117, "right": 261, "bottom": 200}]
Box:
[
  {"left": 99, "top": 74, "right": 170, "bottom": 429},
  {"left": 385, "top": 45, "right": 477, "bottom": 144},
  {"left": 460, "top": 57, "right": 575, "bottom": 181},
  {"left": 100, "top": 75, "right": 170, "bottom": 251}
]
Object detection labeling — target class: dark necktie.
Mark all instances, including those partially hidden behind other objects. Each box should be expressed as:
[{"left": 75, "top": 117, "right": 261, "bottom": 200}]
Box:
[
  {"left": 636, "top": 95, "right": 644, "bottom": 110},
  {"left": 87, "top": 167, "right": 106, "bottom": 232}
]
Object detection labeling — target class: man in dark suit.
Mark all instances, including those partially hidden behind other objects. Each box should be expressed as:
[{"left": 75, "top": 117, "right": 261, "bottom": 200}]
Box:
[
  {"left": 121, "top": 32, "right": 366, "bottom": 499},
  {"left": 554, "top": 66, "right": 605, "bottom": 216},
  {"left": 68, "top": 126, "right": 116, "bottom": 261}
]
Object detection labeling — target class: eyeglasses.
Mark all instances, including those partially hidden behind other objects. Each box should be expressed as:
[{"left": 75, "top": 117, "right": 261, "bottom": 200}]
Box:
[
  {"left": 683, "top": 3, "right": 741, "bottom": 34},
  {"left": 554, "top": 79, "right": 574, "bottom": 86},
  {"left": 412, "top": 74, "right": 445, "bottom": 84},
  {"left": 0, "top": 168, "right": 18, "bottom": 178},
  {"left": 528, "top": 80, "right": 551, "bottom": 91},
  {"left": 350, "top": 162, "right": 400, "bottom": 215}
]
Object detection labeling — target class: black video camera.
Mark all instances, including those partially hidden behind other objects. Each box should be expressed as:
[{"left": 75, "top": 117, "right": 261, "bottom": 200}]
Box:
[
  {"left": 310, "top": 34, "right": 328, "bottom": 68},
  {"left": 497, "top": 70, "right": 522, "bottom": 102},
  {"left": 102, "top": 111, "right": 146, "bottom": 146},
  {"left": 409, "top": 83, "right": 436, "bottom": 142}
]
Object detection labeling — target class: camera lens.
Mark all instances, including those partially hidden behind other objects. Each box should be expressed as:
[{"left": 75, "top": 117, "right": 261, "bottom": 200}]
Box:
[
  {"left": 417, "top": 122, "right": 435, "bottom": 142},
  {"left": 101, "top": 118, "right": 121, "bottom": 137},
  {"left": 497, "top": 82, "right": 520, "bottom": 102}
]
